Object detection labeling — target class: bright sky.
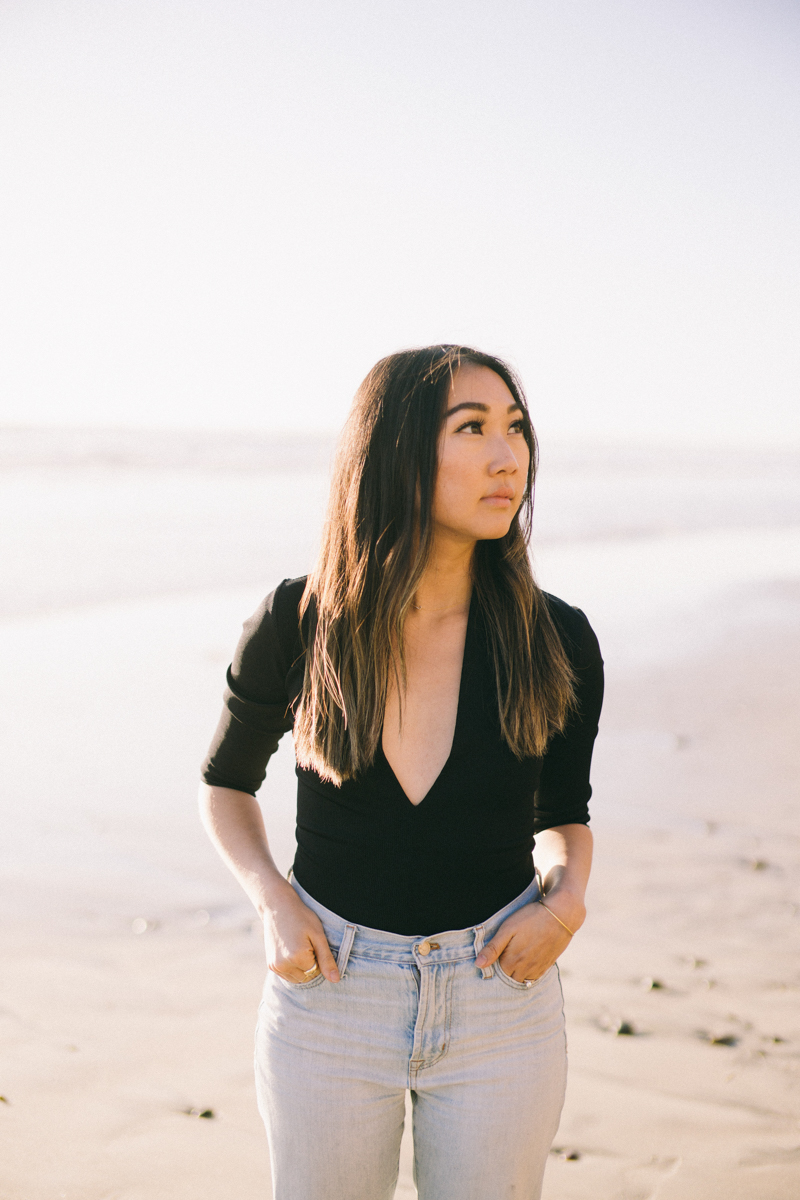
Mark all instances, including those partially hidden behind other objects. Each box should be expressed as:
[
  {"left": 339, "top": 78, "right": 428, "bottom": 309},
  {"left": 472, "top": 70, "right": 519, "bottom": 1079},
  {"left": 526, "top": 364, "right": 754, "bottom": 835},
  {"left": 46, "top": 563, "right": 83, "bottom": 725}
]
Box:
[{"left": 0, "top": 0, "right": 798, "bottom": 443}]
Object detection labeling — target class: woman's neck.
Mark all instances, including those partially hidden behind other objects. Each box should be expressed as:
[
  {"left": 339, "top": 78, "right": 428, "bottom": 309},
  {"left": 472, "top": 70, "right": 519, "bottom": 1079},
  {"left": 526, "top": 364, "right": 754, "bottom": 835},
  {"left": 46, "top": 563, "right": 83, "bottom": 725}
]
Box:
[{"left": 412, "top": 539, "right": 474, "bottom": 615}]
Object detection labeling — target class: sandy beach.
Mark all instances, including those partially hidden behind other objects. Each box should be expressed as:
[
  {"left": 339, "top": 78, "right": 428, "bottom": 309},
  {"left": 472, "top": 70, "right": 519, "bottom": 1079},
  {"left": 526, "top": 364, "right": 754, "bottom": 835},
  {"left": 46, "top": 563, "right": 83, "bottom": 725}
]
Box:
[{"left": 2, "top": 432, "right": 799, "bottom": 1198}]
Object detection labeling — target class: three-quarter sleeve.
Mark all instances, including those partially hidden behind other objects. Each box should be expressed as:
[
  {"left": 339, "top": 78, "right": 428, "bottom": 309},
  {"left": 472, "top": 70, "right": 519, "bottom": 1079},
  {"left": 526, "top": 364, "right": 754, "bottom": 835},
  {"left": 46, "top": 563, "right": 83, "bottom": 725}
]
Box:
[
  {"left": 533, "top": 599, "right": 604, "bottom": 833},
  {"left": 200, "top": 578, "right": 306, "bottom": 795}
]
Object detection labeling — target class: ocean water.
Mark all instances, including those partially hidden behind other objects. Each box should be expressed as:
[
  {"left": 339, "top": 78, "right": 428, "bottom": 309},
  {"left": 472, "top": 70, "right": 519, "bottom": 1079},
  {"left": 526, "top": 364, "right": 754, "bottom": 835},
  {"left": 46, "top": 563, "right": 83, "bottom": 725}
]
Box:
[{"left": 2, "top": 429, "right": 799, "bottom": 928}]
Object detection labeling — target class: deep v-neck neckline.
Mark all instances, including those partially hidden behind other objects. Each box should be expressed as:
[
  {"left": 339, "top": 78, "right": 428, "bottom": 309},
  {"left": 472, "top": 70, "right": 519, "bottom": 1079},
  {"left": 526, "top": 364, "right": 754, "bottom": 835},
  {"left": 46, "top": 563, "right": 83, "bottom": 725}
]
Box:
[{"left": 379, "top": 595, "right": 476, "bottom": 809}]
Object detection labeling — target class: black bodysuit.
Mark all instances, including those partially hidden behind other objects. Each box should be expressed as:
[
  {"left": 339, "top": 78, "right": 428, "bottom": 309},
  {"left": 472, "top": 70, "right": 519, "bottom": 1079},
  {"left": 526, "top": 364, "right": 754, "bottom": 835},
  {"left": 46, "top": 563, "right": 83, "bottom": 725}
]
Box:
[{"left": 202, "top": 577, "right": 604, "bottom": 936}]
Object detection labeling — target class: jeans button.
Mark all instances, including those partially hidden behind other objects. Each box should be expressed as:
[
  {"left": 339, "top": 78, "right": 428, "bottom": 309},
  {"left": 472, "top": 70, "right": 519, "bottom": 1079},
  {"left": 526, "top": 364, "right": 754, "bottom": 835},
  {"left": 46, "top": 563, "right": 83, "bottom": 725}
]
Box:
[{"left": 417, "top": 941, "right": 431, "bottom": 956}]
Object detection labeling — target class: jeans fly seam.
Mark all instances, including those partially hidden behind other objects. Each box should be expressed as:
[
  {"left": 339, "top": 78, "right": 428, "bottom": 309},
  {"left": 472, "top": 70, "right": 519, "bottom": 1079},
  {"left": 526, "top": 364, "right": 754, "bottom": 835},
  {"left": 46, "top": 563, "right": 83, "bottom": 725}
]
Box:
[
  {"left": 415, "top": 970, "right": 431, "bottom": 1054},
  {"left": 409, "top": 962, "right": 455, "bottom": 1074},
  {"left": 410, "top": 963, "right": 433, "bottom": 1073}
]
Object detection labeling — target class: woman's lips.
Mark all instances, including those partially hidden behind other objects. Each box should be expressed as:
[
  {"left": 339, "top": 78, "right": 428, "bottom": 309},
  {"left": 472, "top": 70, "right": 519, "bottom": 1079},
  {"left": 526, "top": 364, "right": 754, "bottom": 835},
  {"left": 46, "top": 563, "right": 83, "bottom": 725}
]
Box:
[{"left": 481, "top": 490, "right": 514, "bottom": 507}]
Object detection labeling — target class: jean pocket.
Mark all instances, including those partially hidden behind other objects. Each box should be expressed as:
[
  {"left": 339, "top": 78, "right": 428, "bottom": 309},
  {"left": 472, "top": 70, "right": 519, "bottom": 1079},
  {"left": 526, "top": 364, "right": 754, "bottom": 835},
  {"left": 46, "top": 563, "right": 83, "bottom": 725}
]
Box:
[
  {"left": 275, "top": 969, "right": 328, "bottom": 991},
  {"left": 494, "top": 961, "right": 547, "bottom": 992}
]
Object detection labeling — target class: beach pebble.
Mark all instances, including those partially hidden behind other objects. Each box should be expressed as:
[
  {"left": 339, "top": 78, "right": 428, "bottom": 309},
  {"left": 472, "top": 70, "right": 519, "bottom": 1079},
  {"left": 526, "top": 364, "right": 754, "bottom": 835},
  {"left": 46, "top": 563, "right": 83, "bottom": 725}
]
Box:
[
  {"left": 184, "top": 1107, "right": 215, "bottom": 1119},
  {"left": 697, "top": 1031, "right": 738, "bottom": 1046},
  {"left": 131, "top": 917, "right": 149, "bottom": 935},
  {"left": 641, "top": 976, "right": 665, "bottom": 990},
  {"left": 598, "top": 1013, "right": 637, "bottom": 1036}
]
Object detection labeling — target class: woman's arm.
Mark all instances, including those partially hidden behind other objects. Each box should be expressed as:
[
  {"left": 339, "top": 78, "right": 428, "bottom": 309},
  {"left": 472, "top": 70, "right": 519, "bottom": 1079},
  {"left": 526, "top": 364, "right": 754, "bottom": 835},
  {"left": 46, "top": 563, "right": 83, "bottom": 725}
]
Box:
[
  {"left": 474, "top": 823, "right": 593, "bottom": 982},
  {"left": 531, "top": 822, "right": 593, "bottom": 930},
  {"left": 199, "top": 784, "right": 340, "bottom": 983}
]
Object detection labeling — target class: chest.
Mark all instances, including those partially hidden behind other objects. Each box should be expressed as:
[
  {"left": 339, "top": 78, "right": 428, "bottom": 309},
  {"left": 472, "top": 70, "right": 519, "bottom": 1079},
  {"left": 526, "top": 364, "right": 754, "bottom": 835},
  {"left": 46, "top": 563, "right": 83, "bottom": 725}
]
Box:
[{"left": 382, "top": 610, "right": 470, "bottom": 806}]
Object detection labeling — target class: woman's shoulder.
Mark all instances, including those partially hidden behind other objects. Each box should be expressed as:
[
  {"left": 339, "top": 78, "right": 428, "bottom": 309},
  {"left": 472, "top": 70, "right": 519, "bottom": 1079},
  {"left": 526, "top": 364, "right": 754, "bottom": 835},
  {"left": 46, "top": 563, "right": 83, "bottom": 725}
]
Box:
[
  {"left": 241, "top": 574, "right": 307, "bottom": 629},
  {"left": 233, "top": 575, "right": 309, "bottom": 687},
  {"left": 540, "top": 591, "right": 603, "bottom": 668},
  {"left": 268, "top": 575, "right": 309, "bottom": 623}
]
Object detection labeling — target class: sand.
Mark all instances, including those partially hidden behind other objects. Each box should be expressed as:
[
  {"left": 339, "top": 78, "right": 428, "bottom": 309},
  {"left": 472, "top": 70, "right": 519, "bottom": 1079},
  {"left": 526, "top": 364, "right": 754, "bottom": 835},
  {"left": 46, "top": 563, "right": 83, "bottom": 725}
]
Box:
[{"left": 2, "top": 606, "right": 799, "bottom": 1199}]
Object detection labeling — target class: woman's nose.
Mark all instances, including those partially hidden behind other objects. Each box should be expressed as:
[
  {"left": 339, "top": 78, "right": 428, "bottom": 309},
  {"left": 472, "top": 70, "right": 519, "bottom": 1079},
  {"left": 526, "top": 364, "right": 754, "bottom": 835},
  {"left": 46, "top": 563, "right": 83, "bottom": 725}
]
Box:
[{"left": 488, "top": 435, "right": 521, "bottom": 474}]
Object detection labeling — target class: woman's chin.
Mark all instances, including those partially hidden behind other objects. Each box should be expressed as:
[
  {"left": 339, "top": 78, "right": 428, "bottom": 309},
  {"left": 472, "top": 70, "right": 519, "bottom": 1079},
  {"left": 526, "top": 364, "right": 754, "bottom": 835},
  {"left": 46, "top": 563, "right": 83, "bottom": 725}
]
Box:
[{"left": 476, "top": 517, "right": 515, "bottom": 542}]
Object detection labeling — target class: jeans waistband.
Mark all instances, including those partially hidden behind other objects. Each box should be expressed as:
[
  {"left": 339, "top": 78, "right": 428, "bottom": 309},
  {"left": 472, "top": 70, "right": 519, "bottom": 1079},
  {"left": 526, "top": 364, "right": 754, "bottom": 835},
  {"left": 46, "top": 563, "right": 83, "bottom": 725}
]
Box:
[{"left": 291, "top": 875, "right": 542, "bottom": 968}]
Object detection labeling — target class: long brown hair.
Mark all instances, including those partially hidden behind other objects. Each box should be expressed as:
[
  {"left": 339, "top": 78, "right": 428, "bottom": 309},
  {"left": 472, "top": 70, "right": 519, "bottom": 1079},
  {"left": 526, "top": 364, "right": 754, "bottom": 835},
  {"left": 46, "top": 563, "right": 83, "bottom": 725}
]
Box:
[{"left": 293, "top": 345, "right": 576, "bottom": 784}]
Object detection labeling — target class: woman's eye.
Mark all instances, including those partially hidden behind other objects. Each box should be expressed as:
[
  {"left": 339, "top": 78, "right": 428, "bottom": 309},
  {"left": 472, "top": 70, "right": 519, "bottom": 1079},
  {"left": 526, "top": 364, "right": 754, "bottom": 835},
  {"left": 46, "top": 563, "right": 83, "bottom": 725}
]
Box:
[
  {"left": 455, "top": 420, "right": 484, "bottom": 434},
  {"left": 509, "top": 419, "right": 525, "bottom": 434}
]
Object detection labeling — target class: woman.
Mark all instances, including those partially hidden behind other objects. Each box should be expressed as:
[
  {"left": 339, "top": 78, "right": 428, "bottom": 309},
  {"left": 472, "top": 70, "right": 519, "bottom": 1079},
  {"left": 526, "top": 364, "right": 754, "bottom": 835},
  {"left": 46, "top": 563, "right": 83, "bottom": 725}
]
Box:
[{"left": 200, "top": 345, "right": 603, "bottom": 1200}]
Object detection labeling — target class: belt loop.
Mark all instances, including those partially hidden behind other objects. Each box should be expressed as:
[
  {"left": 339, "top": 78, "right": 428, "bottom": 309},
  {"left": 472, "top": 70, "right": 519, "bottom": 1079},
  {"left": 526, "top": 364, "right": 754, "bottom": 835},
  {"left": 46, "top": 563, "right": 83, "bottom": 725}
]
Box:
[
  {"left": 337, "top": 923, "right": 357, "bottom": 977},
  {"left": 473, "top": 924, "right": 494, "bottom": 980}
]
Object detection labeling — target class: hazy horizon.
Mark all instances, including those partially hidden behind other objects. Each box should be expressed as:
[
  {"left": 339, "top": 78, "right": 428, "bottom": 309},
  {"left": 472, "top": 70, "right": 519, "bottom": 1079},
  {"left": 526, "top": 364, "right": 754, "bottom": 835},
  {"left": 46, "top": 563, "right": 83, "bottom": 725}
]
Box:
[{"left": 4, "top": 422, "right": 800, "bottom": 457}]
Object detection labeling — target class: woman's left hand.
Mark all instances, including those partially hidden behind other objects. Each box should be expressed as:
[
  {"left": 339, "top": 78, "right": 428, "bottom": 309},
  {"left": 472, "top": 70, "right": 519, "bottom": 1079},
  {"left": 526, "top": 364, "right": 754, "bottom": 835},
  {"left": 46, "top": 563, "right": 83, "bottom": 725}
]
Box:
[{"left": 474, "top": 897, "right": 582, "bottom": 983}]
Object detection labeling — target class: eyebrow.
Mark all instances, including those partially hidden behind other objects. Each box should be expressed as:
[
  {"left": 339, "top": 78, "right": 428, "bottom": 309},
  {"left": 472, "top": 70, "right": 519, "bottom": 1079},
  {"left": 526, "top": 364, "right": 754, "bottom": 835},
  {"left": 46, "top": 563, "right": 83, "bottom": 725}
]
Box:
[{"left": 445, "top": 401, "right": 523, "bottom": 418}]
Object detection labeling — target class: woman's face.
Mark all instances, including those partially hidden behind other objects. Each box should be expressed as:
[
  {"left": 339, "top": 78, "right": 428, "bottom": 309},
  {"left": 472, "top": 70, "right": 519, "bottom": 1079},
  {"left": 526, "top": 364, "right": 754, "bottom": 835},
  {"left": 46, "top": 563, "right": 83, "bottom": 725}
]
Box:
[{"left": 432, "top": 364, "right": 531, "bottom": 546}]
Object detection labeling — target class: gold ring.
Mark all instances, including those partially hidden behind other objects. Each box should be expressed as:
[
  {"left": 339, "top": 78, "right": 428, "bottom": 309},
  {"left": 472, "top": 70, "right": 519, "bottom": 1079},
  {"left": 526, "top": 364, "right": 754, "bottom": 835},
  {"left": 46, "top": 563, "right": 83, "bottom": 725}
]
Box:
[{"left": 303, "top": 964, "right": 320, "bottom": 977}]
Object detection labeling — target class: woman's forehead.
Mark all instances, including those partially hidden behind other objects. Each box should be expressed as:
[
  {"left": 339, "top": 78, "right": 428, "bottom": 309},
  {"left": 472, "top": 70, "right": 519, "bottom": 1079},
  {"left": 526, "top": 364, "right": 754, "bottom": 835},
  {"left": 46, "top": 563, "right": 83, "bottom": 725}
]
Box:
[{"left": 446, "top": 364, "right": 519, "bottom": 414}]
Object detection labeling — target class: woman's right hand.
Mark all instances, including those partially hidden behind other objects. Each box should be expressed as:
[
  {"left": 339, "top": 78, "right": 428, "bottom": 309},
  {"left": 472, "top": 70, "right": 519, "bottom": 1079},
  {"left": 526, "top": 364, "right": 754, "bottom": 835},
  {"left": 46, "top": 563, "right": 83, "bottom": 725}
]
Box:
[
  {"left": 197, "top": 786, "right": 340, "bottom": 983},
  {"left": 262, "top": 881, "right": 340, "bottom": 984}
]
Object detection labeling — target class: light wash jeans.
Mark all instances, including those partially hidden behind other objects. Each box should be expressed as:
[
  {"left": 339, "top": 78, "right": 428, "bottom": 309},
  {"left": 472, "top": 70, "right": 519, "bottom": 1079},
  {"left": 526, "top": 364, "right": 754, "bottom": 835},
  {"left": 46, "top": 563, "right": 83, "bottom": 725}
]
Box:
[{"left": 255, "top": 876, "right": 567, "bottom": 1200}]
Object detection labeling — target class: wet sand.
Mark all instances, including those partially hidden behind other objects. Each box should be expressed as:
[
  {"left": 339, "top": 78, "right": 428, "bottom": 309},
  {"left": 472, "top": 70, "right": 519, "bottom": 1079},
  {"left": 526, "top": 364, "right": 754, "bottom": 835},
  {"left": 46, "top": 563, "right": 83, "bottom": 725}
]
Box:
[{"left": 2, "top": 609, "right": 799, "bottom": 1199}]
